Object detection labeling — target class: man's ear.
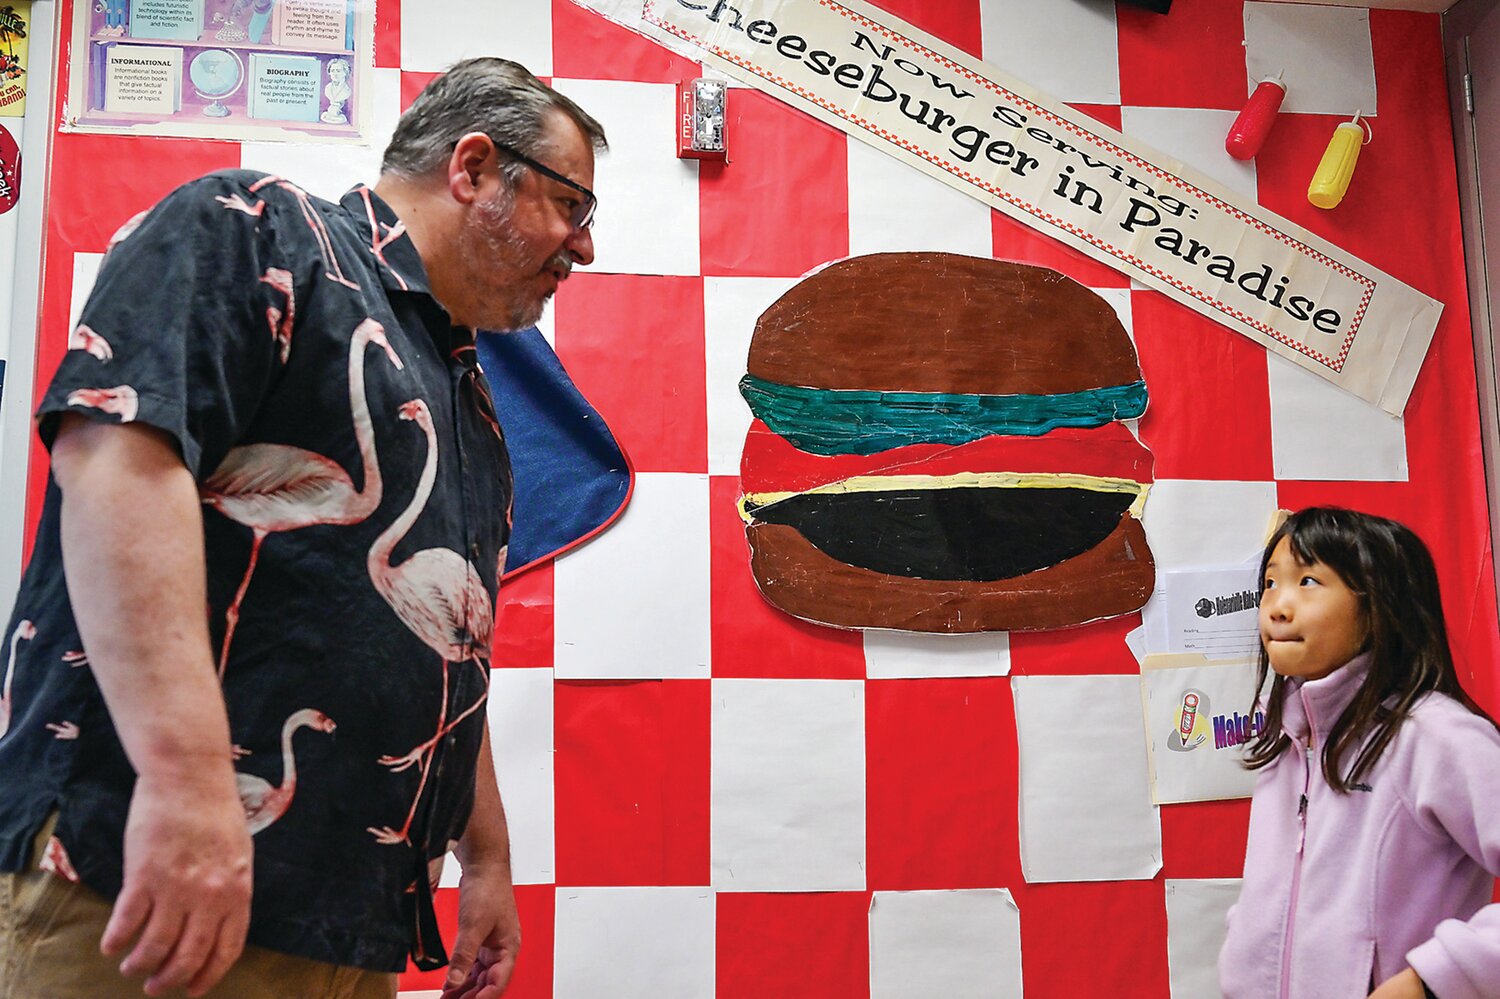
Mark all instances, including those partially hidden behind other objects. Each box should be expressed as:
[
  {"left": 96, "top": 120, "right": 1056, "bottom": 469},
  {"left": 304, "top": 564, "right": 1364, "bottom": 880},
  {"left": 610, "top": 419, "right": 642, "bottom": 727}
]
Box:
[{"left": 447, "top": 132, "right": 496, "bottom": 205}]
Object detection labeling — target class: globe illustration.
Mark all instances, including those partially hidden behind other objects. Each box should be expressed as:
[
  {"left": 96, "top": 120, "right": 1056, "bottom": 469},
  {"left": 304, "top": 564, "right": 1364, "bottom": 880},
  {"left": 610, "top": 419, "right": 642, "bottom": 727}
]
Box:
[{"left": 189, "top": 48, "right": 245, "bottom": 118}]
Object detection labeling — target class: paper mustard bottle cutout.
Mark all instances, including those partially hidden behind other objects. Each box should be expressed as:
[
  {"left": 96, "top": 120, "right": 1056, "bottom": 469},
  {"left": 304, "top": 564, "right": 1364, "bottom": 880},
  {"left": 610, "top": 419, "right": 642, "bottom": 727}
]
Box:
[
  {"left": 1225, "top": 74, "right": 1285, "bottom": 161},
  {"left": 1308, "top": 113, "right": 1371, "bottom": 210},
  {"left": 737, "top": 253, "right": 1157, "bottom": 633}
]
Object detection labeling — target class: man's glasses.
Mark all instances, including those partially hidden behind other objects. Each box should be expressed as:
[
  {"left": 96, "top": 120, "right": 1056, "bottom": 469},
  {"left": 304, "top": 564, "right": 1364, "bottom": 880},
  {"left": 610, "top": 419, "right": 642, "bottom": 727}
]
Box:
[{"left": 493, "top": 141, "right": 597, "bottom": 231}]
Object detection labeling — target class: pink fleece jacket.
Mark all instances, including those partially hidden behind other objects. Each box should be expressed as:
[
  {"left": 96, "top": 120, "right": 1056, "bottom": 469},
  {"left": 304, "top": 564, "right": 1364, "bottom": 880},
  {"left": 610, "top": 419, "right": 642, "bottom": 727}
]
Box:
[{"left": 1219, "top": 653, "right": 1500, "bottom": 999}]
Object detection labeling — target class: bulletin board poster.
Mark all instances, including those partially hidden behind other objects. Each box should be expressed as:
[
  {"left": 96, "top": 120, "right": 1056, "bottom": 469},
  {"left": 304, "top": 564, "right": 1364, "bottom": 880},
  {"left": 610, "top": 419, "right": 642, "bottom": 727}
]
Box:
[
  {"left": 64, "top": 0, "right": 372, "bottom": 142},
  {"left": 0, "top": 3, "right": 28, "bottom": 118}
]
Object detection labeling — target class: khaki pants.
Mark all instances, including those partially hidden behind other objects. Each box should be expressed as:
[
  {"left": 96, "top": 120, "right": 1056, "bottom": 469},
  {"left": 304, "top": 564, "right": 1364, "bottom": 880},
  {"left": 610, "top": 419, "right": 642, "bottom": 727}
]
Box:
[{"left": 0, "top": 816, "right": 397, "bottom": 999}]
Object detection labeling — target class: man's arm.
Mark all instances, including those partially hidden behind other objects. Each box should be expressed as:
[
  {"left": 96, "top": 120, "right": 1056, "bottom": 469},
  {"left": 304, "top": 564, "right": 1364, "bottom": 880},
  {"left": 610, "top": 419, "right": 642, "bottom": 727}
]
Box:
[
  {"left": 52, "top": 414, "right": 253, "bottom": 999},
  {"left": 444, "top": 722, "right": 521, "bottom": 998}
]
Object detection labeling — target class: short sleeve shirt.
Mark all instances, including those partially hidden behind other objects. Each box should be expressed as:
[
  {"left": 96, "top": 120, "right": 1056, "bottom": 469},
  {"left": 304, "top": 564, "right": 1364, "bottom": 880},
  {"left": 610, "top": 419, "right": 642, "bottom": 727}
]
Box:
[{"left": 0, "top": 170, "right": 511, "bottom": 972}]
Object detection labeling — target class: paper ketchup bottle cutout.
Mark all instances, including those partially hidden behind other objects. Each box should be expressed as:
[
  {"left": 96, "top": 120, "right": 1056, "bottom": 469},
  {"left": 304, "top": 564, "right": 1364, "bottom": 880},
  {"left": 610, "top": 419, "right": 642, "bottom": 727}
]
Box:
[
  {"left": 1308, "top": 113, "right": 1372, "bottom": 210},
  {"left": 0, "top": 124, "right": 19, "bottom": 217},
  {"left": 1225, "top": 75, "right": 1285, "bottom": 160}
]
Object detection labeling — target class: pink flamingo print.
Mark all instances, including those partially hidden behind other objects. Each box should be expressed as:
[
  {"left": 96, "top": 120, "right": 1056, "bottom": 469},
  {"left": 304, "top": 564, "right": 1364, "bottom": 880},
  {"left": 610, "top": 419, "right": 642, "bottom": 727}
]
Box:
[
  {"left": 40, "top": 836, "right": 79, "bottom": 883},
  {"left": 68, "top": 324, "right": 113, "bottom": 361},
  {"left": 260, "top": 268, "right": 295, "bottom": 363},
  {"left": 66, "top": 386, "right": 138, "bottom": 423},
  {"left": 45, "top": 721, "right": 79, "bottom": 740},
  {"left": 248, "top": 176, "right": 360, "bottom": 290},
  {"left": 237, "top": 708, "right": 336, "bottom": 835},
  {"left": 216, "top": 193, "right": 265, "bottom": 217},
  {"left": 201, "top": 319, "right": 402, "bottom": 678},
  {"left": 107, "top": 209, "right": 149, "bottom": 253},
  {"left": 365, "top": 400, "right": 493, "bottom": 846},
  {"left": 0, "top": 620, "right": 35, "bottom": 739},
  {"left": 61, "top": 650, "right": 87, "bottom": 668}
]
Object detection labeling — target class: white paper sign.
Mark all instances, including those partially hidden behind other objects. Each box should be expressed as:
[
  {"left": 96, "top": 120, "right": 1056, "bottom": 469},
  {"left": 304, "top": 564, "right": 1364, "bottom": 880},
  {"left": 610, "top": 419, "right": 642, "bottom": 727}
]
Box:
[
  {"left": 587, "top": 0, "right": 1443, "bottom": 414},
  {"left": 1141, "top": 657, "right": 1264, "bottom": 804},
  {"left": 1166, "top": 879, "right": 1242, "bottom": 999},
  {"left": 1160, "top": 563, "right": 1262, "bottom": 659}
]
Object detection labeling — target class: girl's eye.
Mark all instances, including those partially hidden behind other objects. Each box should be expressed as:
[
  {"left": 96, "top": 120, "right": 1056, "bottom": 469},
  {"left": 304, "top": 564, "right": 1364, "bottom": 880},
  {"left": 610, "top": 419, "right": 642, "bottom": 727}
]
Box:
[
  {"left": 1263, "top": 578, "right": 1276, "bottom": 589},
  {"left": 1300, "top": 575, "right": 1320, "bottom": 586}
]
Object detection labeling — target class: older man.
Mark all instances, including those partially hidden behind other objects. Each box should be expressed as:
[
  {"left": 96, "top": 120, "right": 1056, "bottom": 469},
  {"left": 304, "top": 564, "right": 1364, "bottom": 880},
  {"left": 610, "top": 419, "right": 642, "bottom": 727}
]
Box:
[{"left": 0, "top": 59, "right": 603, "bottom": 998}]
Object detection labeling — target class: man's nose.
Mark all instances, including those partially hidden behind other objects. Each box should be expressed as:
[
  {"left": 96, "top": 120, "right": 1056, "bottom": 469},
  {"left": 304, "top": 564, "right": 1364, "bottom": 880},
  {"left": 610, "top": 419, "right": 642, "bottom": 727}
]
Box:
[{"left": 566, "top": 226, "right": 595, "bottom": 267}]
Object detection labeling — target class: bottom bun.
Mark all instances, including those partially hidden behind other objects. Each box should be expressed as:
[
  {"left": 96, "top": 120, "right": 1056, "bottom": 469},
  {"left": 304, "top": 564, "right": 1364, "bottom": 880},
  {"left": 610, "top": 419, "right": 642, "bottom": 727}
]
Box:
[{"left": 746, "top": 513, "right": 1155, "bottom": 633}]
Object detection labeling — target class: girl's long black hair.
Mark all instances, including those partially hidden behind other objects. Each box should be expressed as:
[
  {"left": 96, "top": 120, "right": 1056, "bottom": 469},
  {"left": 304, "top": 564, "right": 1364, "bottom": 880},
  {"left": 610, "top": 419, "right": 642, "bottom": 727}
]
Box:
[{"left": 1243, "top": 507, "right": 1494, "bottom": 791}]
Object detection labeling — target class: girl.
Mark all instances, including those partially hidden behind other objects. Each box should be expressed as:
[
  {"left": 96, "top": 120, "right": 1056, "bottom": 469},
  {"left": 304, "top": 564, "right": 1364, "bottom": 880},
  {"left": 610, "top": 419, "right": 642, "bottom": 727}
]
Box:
[{"left": 1220, "top": 507, "right": 1500, "bottom": 999}]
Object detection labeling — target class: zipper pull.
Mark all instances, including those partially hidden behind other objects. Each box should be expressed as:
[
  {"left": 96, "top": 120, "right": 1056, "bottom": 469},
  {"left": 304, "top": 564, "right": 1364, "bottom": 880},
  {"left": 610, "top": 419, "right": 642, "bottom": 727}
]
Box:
[{"left": 1296, "top": 793, "right": 1308, "bottom": 853}]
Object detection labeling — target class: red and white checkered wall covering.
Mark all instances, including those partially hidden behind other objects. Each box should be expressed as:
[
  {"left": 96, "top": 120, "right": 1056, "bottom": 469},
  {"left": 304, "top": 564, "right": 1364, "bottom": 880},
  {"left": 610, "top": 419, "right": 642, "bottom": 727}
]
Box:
[{"left": 21, "top": 1, "right": 1498, "bottom": 995}]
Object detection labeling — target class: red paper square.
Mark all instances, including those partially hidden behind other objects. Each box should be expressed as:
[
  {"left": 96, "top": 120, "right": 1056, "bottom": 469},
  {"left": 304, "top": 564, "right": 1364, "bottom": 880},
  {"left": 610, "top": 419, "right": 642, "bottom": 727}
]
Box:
[
  {"left": 554, "top": 679, "right": 711, "bottom": 886},
  {"left": 1012, "top": 880, "right": 1169, "bottom": 999},
  {"left": 551, "top": 0, "right": 703, "bottom": 84},
  {"left": 716, "top": 892, "right": 871, "bottom": 999},
  {"left": 400, "top": 70, "right": 441, "bottom": 111},
  {"left": 1007, "top": 613, "right": 1142, "bottom": 676},
  {"left": 868, "top": 0, "right": 982, "bottom": 57},
  {"left": 396, "top": 883, "right": 555, "bottom": 997},
  {"left": 552, "top": 274, "right": 708, "bottom": 474},
  {"left": 493, "top": 561, "right": 555, "bottom": 669},
  {"left": 1131, "top": 288, "right": 1275, "bottom": 482},
  {"left": 375, "top": 0, "right": 400, "bottom": 69},
  {"left": 708, "top": 476, "right": 866, "bottom": 679},
  {"left": 700, "top": 89, "right": 850, "bottom": 278},
  {"left": 1117, "top": 0, "right": 1248, "bottom": 111},
  {"left": 866, "top": 677, "right": 1019, "bottom": 890},
  {"left": 1160, "top": 799, "right": 1251, "bottom": 880}
]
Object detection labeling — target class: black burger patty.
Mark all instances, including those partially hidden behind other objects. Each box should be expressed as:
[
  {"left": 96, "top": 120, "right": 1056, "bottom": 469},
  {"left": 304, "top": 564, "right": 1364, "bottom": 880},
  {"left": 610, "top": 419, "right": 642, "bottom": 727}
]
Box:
[{"left": 744, "top": 485, "right": 1137, "bottom": 582}]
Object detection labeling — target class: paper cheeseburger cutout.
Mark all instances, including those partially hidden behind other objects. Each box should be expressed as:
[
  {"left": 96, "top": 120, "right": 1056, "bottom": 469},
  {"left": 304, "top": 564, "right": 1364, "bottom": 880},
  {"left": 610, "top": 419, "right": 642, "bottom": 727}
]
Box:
[{"left": 737, "top": 252, "right": 1156, "bottom": 633}]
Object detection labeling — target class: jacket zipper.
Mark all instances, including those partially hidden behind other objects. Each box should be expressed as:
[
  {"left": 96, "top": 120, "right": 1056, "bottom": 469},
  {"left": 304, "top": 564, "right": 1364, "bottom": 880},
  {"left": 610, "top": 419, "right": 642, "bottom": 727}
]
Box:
[{"left": 1279, "top": 692, "right": 1317, "bottom": 999}]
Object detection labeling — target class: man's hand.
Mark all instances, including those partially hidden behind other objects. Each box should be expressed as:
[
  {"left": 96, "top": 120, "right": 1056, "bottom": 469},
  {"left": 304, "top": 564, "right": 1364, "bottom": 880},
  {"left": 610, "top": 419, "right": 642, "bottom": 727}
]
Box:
[
  {"left": 53, "top": 415, "right": 250, "bottom": 996},
  {"left": 440, "top": 861, "right": 521, "bottom": 999},
  {"left": 1369, "top": 968, "right": 1427, "bottom": 999},
  {"left": 102, "top": 765, "right": 253, "bottom": 997}
]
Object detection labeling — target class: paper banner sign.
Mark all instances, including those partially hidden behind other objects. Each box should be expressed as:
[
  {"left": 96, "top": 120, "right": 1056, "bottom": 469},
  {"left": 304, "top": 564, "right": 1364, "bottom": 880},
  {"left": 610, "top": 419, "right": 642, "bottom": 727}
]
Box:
[
  {"left": 0, "top": 3, "right": 27, "bottom": 118},
  {"left": 1140, "top": 654, "right": 1265, "bottom": 804},
  {"left": 583, "top": 0, "right": 1443, "bottom": 415}
]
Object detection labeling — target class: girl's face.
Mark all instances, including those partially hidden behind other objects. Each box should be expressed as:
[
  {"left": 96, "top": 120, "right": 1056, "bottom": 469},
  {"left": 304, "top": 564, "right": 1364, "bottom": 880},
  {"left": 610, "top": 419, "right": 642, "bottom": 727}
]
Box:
[{"left": 1259, "top": 537, "right": 1369, "bottom": 681}]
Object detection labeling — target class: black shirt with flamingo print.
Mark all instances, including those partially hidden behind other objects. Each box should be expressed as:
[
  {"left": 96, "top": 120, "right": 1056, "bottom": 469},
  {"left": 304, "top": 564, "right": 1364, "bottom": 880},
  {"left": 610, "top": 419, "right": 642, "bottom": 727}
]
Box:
[{"left": 0, "top": 170, "right": 511, "bottom": 972}]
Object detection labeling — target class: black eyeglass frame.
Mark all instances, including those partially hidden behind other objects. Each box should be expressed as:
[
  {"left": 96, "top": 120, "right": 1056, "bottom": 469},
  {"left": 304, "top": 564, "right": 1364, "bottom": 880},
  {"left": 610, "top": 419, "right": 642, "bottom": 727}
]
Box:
[{"left": 492, "top": 140, "right": 597, "bottom": 231}]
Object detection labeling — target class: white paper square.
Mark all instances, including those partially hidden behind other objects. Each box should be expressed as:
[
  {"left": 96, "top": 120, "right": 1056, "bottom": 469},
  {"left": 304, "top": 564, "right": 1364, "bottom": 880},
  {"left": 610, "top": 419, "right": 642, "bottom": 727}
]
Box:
[
  {"left": 69, "top": 253, "right": 106, "bottom": 332},
  {"left": 869, "top": 890, "right": 1024, "bottom": 999},
  {"left": 1120, "top": 107, "right": 1259, "bottom": 201},
  {"left": 437, "top": 667, "right": 555, "bottom": 888},
  {"left": 550, "top": 79, "right": 700, "bottom": 276},
  {"left": 1141, "top": 659, "right": 1262, "bottom": 804},
  {"left": 1267, "top": 354, "right": 1408, "bottom": 482},
  {"left": 1095, "top": 287, "right": 1134, "bottom": 341},
  {"left": 554, "top": 473, "right": 711, "bottom": 678},
  {"left": 1011, "top": 674, "right": 1161, "bottom": 883},
  {"left": 863, "top": 630, "right": 1011, "bottom": 679},
  {"left": 239, "top": 68, "right": 403, "bottom": 203},
  {"left": 1142, "top": 480, "right": 1279, "bottom": 573},
  {"left": 1166, "top": 879, "right": 1242, "bottom": 999},
  {"left": 980, "top": 0, "right": 1120, "bottom": 104},
  {"left": 846, "top": 138, "right": 993, "bottom": 258},
  {"left": 1244, "top": 3, "right": 1376, "bottom": 116},
  {"left": 712, "top": 679, "right": 865, "bottom": 891},
  {"left": 400, "top": 0, "right": 552, "bottom": 75},
  {"left": 554, "top": 887, "right": 715, "bottom": 999},
  {"left": 704, "top": 276, "right": 801, "bottom": 476}
]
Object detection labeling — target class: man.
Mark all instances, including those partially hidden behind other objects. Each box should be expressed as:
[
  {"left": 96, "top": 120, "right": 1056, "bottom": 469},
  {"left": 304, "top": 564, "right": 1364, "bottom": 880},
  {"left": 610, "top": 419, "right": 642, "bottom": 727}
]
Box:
[{"left": 0, "top": 58, "right": 604, "bottom": 998}]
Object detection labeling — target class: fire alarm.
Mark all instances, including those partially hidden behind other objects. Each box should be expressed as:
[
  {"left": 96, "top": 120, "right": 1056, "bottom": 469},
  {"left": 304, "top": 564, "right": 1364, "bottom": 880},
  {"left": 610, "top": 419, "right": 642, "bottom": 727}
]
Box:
[{"left": 677, "top": 78, "right": 727, "bottom": 161}]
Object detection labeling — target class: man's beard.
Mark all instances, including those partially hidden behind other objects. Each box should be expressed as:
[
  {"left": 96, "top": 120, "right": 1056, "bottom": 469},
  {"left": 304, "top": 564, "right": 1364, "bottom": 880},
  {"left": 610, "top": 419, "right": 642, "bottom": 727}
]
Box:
[{"left": 464, "top": 194, "right": 572, "bottom": 332}]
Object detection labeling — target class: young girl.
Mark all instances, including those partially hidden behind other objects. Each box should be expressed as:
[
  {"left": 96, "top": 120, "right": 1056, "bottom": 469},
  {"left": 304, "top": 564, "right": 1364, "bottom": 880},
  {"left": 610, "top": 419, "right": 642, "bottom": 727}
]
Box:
[{"left": 1219, "top": 507, "right": 1500, "bottom": 999}]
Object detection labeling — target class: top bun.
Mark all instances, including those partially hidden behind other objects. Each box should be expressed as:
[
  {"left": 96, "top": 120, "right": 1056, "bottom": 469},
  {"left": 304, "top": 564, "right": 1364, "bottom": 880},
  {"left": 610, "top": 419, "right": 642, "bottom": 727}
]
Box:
[{"left": 747, "top": 253, "right": 1141, "bottom": 397}]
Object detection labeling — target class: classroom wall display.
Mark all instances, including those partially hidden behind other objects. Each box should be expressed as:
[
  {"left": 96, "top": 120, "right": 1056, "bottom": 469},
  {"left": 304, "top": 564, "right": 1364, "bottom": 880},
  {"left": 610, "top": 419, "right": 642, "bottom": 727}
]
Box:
[
  {"left": 737, "top": 252, "right": 1157, "bottom": 633},
  {"left": 63, "top": 0, "right": 370, "bottom": 140},
  {"left": 0, "top": 3, "right": 28, "bottom": 117},
  {"left": 580, "top": 0, "right": 1441, "bottom": 417},
  {"left": 15, "top": 2, "right": 1500, "bottom": 997}
]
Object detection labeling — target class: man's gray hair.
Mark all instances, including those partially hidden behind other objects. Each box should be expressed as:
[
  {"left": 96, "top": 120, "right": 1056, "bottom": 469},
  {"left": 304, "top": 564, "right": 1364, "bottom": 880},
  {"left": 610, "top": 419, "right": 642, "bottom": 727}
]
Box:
[{"left": 381, "top": 57, "right": 607, "bottom": 183}]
